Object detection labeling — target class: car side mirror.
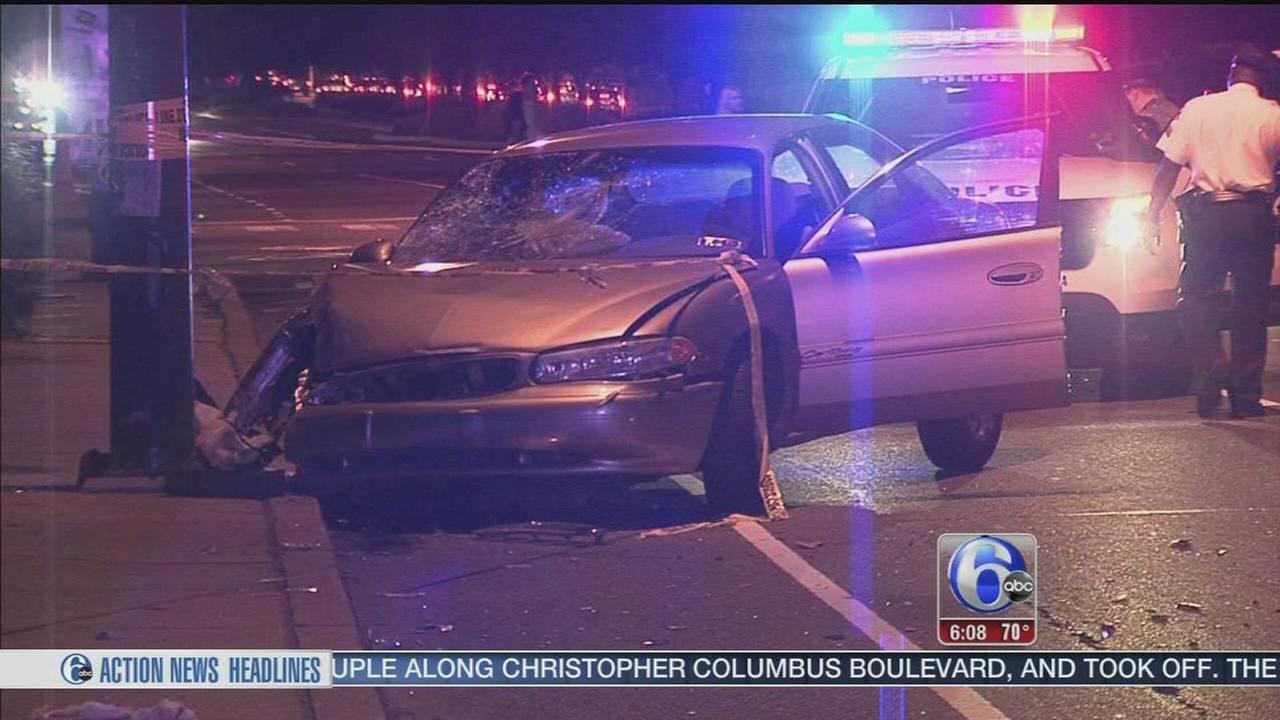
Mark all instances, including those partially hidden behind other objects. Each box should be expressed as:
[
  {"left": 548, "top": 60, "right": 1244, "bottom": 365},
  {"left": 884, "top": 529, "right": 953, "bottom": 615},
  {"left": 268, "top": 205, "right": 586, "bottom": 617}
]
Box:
[
  {"left": 349, "top": 238, "right": 393, "bottom": 264},
  {"left": 806, "top": 213, "right": 876, "bottom": 257}
]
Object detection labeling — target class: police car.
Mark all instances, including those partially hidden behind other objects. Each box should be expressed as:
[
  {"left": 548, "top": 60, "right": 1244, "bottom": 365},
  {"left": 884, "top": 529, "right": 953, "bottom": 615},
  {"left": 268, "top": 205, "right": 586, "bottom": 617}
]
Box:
[{"left": 805, "top": 25, "right": 1280, "bottom": 395}]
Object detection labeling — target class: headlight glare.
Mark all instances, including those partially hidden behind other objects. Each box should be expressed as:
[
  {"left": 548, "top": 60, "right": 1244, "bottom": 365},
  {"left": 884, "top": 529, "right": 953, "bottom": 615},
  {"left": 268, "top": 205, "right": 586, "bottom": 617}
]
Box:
[
  {"left": 532, "top": 337, "right": 697, "bottom": 384},
  {"left": 1102, "top": 195, "right": 1149, "bottom": 251}
]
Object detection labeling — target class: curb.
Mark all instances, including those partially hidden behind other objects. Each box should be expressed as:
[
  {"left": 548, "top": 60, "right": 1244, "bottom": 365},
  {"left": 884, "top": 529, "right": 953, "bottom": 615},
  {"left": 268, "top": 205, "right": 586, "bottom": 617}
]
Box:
[
  {"left": 269, "top": 496, "right": 385, "bottom": 720},
  {"left": 193, "top": 268, "right": 261, "bottom": 380}
]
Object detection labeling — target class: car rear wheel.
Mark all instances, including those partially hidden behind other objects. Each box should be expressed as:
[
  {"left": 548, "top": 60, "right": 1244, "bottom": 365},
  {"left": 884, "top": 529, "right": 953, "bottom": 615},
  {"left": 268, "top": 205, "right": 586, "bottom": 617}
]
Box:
[
  {"left": 700, "top": 356, "right": 766, "bottom": 516},
  {"left": 917, "top": 413, "right": 1003, "bottom": 473}
]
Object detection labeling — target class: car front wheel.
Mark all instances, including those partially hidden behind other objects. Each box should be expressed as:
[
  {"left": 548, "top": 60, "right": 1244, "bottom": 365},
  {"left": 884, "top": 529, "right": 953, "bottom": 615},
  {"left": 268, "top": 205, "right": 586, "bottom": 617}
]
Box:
[
  {"left": 916, "top": 413, "right": 1003, "bottom": 473},
  {"left": 701, "top": 356, "right": 767, "bottom": 516}
]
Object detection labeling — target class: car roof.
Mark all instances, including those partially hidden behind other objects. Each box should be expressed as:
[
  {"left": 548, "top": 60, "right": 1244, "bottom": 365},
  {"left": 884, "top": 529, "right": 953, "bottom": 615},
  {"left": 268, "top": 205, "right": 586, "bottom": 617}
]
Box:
[
  {"left": 501, "top": 114, "right": 860, "bottom": 156},
  {"left": 820, "top": 44, "right": 1110, "bottom": 80}
]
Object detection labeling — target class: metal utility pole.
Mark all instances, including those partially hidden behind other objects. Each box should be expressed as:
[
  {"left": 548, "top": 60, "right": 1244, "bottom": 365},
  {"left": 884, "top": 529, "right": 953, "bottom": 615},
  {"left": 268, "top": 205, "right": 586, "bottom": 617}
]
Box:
[{"left": 104, "top": 5, "right": 194, "bottom": 473}]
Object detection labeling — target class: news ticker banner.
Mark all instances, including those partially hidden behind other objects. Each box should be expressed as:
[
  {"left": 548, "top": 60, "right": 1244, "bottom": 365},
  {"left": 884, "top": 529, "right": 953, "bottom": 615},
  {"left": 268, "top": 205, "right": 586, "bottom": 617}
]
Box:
[{"left": 1, "top": 651, "right": 1276, "bottom": 689}]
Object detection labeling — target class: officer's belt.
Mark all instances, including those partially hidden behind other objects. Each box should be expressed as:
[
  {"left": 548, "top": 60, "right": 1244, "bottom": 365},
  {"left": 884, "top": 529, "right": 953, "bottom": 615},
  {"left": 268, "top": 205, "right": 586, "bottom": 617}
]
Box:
[
  {"left": 1200, "top": 190, "right": 1269, "bottom": 203},
  {"left": 1176, "top": 188, "right": 1274, "bottom": 211}
]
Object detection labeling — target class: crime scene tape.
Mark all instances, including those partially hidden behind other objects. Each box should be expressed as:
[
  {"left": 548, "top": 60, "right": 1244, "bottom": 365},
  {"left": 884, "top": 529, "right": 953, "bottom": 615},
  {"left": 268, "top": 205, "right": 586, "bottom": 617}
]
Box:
[
  {"left": 0, "top": 257, "right": 314, "bottom": 278},
  {"left": 717, "top": 250, "right": 788, "bottom": 522}
]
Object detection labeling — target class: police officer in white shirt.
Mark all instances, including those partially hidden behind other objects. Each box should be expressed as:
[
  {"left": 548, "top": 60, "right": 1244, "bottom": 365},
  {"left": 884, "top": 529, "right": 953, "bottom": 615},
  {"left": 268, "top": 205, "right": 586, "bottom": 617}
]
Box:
[{"left": 1147, "top": 49, "right": 1280, "bottom": 418}]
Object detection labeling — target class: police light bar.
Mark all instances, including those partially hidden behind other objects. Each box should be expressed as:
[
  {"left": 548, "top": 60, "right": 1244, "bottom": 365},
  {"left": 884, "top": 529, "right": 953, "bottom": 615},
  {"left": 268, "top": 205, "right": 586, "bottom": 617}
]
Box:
[{"left": 843, "top": 26, "right": 1084, "bottom": 48}]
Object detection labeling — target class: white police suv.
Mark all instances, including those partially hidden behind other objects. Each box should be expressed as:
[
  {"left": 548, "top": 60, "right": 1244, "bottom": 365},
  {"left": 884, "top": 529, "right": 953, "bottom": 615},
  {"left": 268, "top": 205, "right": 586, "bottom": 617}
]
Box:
[{"left": 805, "top": 24, "right": 1280, "bottom": 395}]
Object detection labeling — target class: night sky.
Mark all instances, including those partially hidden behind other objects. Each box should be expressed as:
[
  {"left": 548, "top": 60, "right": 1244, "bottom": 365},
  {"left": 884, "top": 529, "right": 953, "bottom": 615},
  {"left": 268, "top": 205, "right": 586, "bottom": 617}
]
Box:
[
  {"left": 182, "top": 5, "right": 1280, "bottom": 77},
  {"left": 4, "top": 4, "right": 1279, "bottom": 104}
]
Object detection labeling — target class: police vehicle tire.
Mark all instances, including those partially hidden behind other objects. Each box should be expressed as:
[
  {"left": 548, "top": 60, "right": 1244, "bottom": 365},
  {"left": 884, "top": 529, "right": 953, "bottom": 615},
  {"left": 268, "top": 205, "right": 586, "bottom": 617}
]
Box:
[
  {"left": 917, "top": 414, "right": 1003, "bottom": 473},
  {"left": 701, "top": 355, "right": 767, "bottom": 516}
]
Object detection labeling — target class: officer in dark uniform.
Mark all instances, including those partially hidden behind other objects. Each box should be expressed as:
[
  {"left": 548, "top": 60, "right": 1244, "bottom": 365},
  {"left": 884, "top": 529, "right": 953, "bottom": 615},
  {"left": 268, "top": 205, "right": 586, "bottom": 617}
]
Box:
[
  {"left": 1147, "top": 49, "right": 1280, "bottom": 418},
  {"left": 1121, "top": 65, "right": 1181, "bottom": 147}
]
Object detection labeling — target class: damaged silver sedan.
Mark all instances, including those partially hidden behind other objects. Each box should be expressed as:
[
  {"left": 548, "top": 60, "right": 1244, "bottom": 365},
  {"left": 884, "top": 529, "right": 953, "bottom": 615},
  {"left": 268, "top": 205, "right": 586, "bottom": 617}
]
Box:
[{"left": 245, "top": 114, "right": 1068, "bottom": 514}]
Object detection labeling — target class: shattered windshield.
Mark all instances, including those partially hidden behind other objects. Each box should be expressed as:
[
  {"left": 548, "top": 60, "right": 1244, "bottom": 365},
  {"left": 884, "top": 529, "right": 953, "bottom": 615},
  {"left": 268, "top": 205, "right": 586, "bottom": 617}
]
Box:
[{"left": 393, "top": 147, "right": 762, "bottom": 265}]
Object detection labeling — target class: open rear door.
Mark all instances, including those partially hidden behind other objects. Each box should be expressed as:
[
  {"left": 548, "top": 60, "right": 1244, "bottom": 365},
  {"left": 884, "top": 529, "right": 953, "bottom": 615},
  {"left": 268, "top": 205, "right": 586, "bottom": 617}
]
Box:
[{"left": 785, "top": 116, "right": 1067, "bottom": 435}]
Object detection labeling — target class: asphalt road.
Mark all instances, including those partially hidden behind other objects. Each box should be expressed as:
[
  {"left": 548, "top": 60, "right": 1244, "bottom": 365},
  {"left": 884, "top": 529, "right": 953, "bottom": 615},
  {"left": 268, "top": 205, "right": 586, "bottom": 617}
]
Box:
[{"left": 192, "top": 133, "right": 1280, "bottom": 720}]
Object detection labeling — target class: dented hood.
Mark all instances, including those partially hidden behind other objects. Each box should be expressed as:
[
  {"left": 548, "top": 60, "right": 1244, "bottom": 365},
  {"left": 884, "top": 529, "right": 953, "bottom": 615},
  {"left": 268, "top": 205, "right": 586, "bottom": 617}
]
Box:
[{"left": 310, "top": 259, "right": 724, "bottom": 375}]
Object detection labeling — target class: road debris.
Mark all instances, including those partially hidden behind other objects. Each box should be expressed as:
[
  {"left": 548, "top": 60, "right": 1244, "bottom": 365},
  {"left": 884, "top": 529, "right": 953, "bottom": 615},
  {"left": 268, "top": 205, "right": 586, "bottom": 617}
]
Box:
[
  {"left": 193, "top": 400, "right": 272, "bottom": 470},
  {"left": 1110, "top": 593, "right": 1130, "bottom": 604},
  {"left": 1169, "top": 538, "right": 1193, "bottom": 551},
  {"left": 1216, "top": 547, "right": 1229, "bottom": 556},
  {"left": 639, "top": 513, "right": 763, "bottom": 539},
  {"left": 794, "top": 541, "right": 824, "bottom": 550},
  {"left": 1100, "top": 624, "right": 1117, "bottom": 640},
  {"left": 1149, "top": 613, "right": 1172, "bottom": 625},
  {"left": 1072, "top": 629, "right": 1107, "bottom": 649},
  {"left": 32, "top": 700, "right": 197, "bottom": 720},
  {"left": 1176, "top": 602, "right": 1203, "bottom": 614},
  {"left": 474, "top": 522, "right": 604, "bottom": 546},
  {"left": 378, "top": 590, "right": 431, "bottom": 598}
]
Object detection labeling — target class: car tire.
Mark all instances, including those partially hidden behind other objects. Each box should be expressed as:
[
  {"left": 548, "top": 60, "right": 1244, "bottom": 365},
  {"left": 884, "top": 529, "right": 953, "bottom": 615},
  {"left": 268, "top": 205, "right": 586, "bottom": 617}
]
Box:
[
  {"left": 916, "top": 414, "right": 1003, "bottom": 473},
  {"left": 700, "top": 355, "right": 767, "bottom": 516}
]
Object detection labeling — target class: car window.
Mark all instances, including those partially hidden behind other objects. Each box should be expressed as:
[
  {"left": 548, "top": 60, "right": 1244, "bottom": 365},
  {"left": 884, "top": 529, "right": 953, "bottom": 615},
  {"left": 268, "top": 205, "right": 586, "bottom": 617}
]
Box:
[
  {"left": 772, "top": 150, "right": 809, "bottom": 184},
  {"left": 844, "top": 126, "right": 1046, "bottom": 250},
  {"left": 825, "top": 144, "right": 883, "bottom": 190},
  {"left": 916, "top": 127, "right": 1045, "bottom": 230},
  {"left": 803, "top": 123, "right": 904, "bottom": 199},
  {"left": 393, "top": 146, "right": 762, "bottom": 264},
  {"left": 770, "top": 148, "right": 825, "bottom": 260}
]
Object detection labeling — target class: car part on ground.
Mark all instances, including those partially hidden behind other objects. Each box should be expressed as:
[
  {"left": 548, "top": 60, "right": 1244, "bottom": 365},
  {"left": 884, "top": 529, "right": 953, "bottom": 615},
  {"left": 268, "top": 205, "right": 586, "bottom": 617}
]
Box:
[
  {"left": 193, "top": 310, "right": 315, "bottom": 471},
  {"left": 224, "top": 309, "right": 315, "bottom": 437},
  {"left": 916, "top": 414, "right": 1004, "bottom": 474}
]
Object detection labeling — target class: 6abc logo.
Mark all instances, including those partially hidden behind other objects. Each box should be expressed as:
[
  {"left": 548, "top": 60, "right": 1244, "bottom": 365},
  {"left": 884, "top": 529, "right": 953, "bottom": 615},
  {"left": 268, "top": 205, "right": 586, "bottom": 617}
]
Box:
[
  {"left": 940, "top": 534, "right": 1037, "bottom": 613},
  {"left": 60, "top": 653, "right": 93, "bottom": 685}
]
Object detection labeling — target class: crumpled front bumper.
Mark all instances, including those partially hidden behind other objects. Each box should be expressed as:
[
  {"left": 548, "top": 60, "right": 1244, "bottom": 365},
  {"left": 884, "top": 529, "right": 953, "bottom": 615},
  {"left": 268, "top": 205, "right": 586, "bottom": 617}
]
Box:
[{"left": 282, "top": 376, "right": 723, "bottom": 480}]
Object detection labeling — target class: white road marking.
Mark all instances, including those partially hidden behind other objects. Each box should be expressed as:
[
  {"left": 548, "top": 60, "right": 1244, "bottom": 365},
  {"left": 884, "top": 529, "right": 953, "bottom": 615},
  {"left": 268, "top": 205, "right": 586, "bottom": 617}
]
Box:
[
  {"left": 1062, "top": 508, "right": 1246, "bottom": 518},
  {"left": 356, "top": 173, "right": 447, "bottom": 189},
  {"left": 732, "top": 521, "right": 1010, "bottom": 720},
  {"left": 243, "top": 225, "right": 300, "bottom": 233},
  {"left": 193, "top": 179, "right": 292, "bottom": 222},
  {"left": 340, "top": 223, "right": 401, "bottom": 231},
  {"left": 258, "top": 245, "right": 354, "bottom": 252},
  {"left": 226, "top": 252, "right": 349, "bottom": 262},
  {"left": 196, "top": 216, "right": 416, "bottom": 227}
]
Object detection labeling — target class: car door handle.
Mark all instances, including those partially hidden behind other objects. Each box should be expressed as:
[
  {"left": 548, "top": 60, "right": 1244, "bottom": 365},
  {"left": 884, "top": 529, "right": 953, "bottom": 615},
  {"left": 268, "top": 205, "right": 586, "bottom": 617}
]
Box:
[{"left": 988, "top": 262, "right": 1044, "bottom": 286}]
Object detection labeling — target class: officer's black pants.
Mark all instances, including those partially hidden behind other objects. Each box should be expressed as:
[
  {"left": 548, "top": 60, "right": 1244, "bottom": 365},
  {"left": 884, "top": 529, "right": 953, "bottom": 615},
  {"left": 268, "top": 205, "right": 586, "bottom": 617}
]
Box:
[{"left": 1177, "top": 199, "right": 1276, "bottom": 405}]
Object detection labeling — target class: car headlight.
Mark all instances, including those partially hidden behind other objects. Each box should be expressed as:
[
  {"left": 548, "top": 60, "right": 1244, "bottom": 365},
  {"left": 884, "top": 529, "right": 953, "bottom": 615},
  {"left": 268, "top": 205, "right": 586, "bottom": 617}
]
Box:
[
  {"left": 1102, "top": 196, "right": 1150, "bottom": 251},
  {"left": 532, "top": 337, "right": 697, "bottom": 384}
]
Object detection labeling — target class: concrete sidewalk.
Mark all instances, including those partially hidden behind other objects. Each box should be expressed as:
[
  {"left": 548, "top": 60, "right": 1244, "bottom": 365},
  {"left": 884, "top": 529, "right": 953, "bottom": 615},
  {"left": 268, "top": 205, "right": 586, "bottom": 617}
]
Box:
[{"left": 0, "top": 277, "right": 381, "bottom": 719}]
